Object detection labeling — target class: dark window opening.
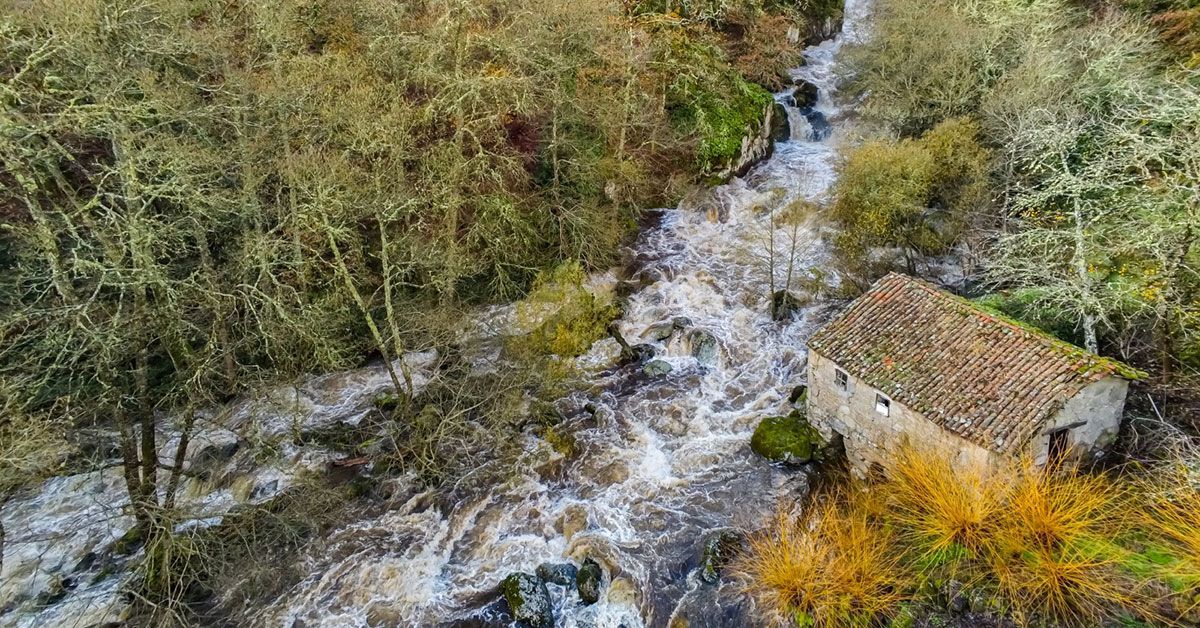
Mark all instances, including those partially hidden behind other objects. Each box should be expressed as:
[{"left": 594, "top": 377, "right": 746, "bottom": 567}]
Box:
[{"left": 1048, "top": 429, "right": 1070, "bottom": 462}]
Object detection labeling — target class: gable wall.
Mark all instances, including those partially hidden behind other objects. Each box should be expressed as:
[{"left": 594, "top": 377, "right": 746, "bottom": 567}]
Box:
[
  {"left": 1027, "top": 376, "right": 1129, "bottom": 464},
  {"left": 806, "top": 350, "right": 999, "bottom": 476}
]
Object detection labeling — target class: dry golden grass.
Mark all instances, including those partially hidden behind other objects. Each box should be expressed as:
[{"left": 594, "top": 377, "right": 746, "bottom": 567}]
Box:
[
  {"left": 741, "top": 447, "right": 1184, "bottom": 625},
  {"left": 888, "top": 445, "right": 1004, "bottom": 560},
  {"left": 736, "top": 490, "right": 906, "bottom": 627},
  {"left": 1141, "top": 470, "right": 1200, "bottom": 619}
]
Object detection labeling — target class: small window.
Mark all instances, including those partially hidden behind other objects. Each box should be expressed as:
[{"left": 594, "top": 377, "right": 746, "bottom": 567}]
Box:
[
  {"left": 875, "top": 393, "right": 890, "bottom": 416},
  {"left": 834, "top": 368, "right": 848, "bottom": 391}
]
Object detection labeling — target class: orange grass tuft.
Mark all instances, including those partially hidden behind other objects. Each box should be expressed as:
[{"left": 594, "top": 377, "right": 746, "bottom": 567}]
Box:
[{"left": 736, "top": 490, "right": 906, "bottom": 626}]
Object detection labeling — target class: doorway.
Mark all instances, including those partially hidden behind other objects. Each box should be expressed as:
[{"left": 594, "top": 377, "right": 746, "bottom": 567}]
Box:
[{"left": 1047, "top": 428, "right": 1071, "bottom": 462}]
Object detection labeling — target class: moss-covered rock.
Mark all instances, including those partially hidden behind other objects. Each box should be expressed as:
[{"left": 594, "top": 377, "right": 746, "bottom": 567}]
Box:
[
  {"left": 500, "top": 572, "right": 554, "bottom": 628},
  {"left": 643, "top": 359, "right": 674, "bottom": 377},
  {"left": 576, "top": 557, "right": 604, "bottom": 605},
  {"left": 699, "top": 529, "right": 746, "bottom": 584},
  {"left": 750, "top": 409, "right": 824, "bottom": 464}
]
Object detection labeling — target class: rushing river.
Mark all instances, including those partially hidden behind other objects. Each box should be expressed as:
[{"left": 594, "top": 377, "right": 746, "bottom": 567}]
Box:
[
  {"left": 256, "top": 4, "right": 869, "bottom": 627},
  {"left": 0, "top": 1, "right": 868, "bottom": 626}
]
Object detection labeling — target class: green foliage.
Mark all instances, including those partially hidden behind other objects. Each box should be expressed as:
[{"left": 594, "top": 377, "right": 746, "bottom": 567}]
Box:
[
  {"left": 830, "top": 118, "right": 989, "bottom": 288},
  {"left": 511, "top": 262, "right": 621, "bottom": 358}
]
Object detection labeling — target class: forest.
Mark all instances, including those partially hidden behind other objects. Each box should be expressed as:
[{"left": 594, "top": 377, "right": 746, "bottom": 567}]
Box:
[{"left": 1, "top": 0, "right": 1199, "bottom": 624}]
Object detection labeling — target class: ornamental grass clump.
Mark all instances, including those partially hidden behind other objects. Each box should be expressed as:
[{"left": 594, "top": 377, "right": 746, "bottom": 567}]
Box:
[
  {"left": 736, "top": 490, "right": 906, "bottom": 627},
  {"left": 986, "top": 461, "right": 1147, "bottom": 625},
  {"left": 1140, "top": 468, "right": 1200, "bottom": 618},
  {"left": 887, "top": 444, "right": 1004, "bottom": 564}
]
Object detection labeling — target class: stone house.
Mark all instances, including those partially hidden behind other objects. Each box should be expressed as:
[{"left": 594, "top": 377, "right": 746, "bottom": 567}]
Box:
[{"left": 805, "top": 273, "right": 1145, "bottom": 474}]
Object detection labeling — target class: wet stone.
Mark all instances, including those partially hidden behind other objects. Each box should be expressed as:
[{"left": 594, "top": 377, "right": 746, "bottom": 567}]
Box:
[
  {"left": 643, "top": 359, "right": 674, "bottom": 377},
  {"left": 642, "top": 322, "right": 676, "bottom": 341},
  {"left": 500, "top": 572, "right": 554, "bottom": 628},
  {"left": 750, "top": 409, "right": 825, "bottom": 465},
  {"left": 576, "top": 558, "right": 605, "bottom": 605},
  {"left": 559, "top": 504, "right": 589, "bottom": 541},
  {"left": 671, "top": 316, "right": 693, "bottom": 330},
  {"left": 699, "top": 529, "right": 747, "bottom": 584},
  {"left": 536, "top": 562, "right": 578, "bottom": 587},
  {"left": 790, "top": 79, "right": 820, "bottom": 109},
  {"left": 688, "top": 330, "right": 719, "bottom": 366}
]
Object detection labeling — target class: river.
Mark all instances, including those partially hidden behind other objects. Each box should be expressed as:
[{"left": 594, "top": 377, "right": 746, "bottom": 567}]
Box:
[{"left": 0, "top": 0, "right": 869, "bottom": 625}]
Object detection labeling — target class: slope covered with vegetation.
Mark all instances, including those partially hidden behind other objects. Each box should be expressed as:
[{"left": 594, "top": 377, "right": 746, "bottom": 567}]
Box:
[{"left": 0, "top": 0, "right": 844, "bottom": 621}]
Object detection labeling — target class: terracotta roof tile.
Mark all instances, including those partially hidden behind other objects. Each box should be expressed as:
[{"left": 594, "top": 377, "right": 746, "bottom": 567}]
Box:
[{"left": 807, "top": 273, "right": 1144, "bottom": 455}]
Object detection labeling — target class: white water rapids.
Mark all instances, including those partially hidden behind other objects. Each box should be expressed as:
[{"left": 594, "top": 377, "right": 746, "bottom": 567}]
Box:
[{"left": 0, "top": 2, "right": 870, "bottom": 626}]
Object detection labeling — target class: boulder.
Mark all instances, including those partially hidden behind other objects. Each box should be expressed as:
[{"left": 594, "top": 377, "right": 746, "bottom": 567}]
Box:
[
  {"left": 790, "top": 79, "right": 819, "bottom": 109},
  {"left": 750, "top": 409, "right": 825, "bottom": 465},
  {"left": 536, "top": 562, "right": 578, "bottom": 587},
  {"left": 559, "top": 504, "right": 589, "bottom": 541},
  {"left": 771, "top": 290, "right": 810, "bottom": 320},
  {"left": 500, "top": 572, "right": 554, "bottom": 628},
  {"left": 577, "top": 558, "right": 605, "bottom": 605},
  {"left": 687, "top": 330, "right": 719, "bottom": 366},
  {"left": 699, "top": 529, "right": 746, "bottom": 584},
  {"left": 642, "top": 322, "right": 676, "bottom": 341},
  {"left": 671, "top": 316, "right": 694, "bottom": 330},
  {"left": 643, "top": 359, "right": 674, "bottom": 377},
  {"left": 769, "top": 102, "right": 790, "bottom": 142}
]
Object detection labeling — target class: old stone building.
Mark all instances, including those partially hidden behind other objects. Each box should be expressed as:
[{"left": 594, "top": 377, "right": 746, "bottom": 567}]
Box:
[{"left": 805, "top": 273, "right": 1144, "bottom": 474}]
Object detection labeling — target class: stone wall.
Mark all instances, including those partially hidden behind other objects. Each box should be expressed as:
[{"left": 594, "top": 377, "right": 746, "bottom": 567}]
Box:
[
  {"left": 806, "top": 351, "right": 1130, "bottom": 474},
  {"left": 806, "top": 350, "right": 998, "bottom": 475},
  {"left": 1026, "top": 376, "right": 1129, "bottom": 465}
]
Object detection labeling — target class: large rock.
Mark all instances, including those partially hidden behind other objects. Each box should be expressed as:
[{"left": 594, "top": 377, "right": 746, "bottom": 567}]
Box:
[
  {"left": 500, "top": 572, "right": 554, "bottom": 628},
  {"left": 643, "top": 359, "right": 674, "bottom": 377},
  {"left": 771, "top": 290, "right": 811, "bottom": 320},
  {"left": 699, "top": 529, "right": 746, "bottom": 584},
  {"left": 576, "top": 558, "right": 605, "bottom": 605},
  {"left": 536, "top": 563, "right": 578, "bottom": 587},
  {"left": 750, "top": 409, "right": 825, "bottom": 465},
  {"left": 642, "top": 322, "right": 676, "bottom": 341},
  {"left": 769, "top": 102, "right": 790, "bottom": 142},
  {"left": 790, "top": 79, "right": 819, "bottom": 109},
  {"left": 687, "top": 330, "right": 719, "bottom": 366}
]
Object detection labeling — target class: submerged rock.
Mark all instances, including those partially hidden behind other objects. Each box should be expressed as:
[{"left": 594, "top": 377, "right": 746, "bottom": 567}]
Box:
[
  {"left": 536, "top": 563, "right": 578, "bottom": 587},
  {"left": 500, "top": 572, "right": 554, "bottom": 628},
  {"left": 576, "top": 558, "right": 605, "bottom": 605},
  {"left": 642, "top": 322, "right": 676, "bottom": 341},
  {"left": 771, "top": 290, "right": 810, "bottom": 320},
  {"left": 559, "top": 504, "right": 589, "bottom": 541},
  {"left": 687, "top": 330, "right": 719, "bottom": 366},
  {"left": 643, "top": 359, "right": 674, "bottom": 377},
  {"left": 699, "top": 529, "right": 747, "bottom": 584},
  {"left": 750, "top": 409, "right": 825, "bottom": 465}
]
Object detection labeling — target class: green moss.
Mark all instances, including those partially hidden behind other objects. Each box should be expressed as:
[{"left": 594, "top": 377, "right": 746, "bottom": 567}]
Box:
[
  {"left": 750, "top": 409, "right": 825, "bottom": 464},
  {"left": 510, "top": 262, "right": 621, "bottom": 358}
]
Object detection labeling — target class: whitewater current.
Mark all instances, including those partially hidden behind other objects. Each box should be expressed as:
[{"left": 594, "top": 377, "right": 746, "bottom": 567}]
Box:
[{"left": 0, "top": 1, "right": 870, "bottom": 626}]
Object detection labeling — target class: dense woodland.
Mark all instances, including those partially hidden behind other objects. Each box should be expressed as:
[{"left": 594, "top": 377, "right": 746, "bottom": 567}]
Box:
[
  {"left": 0, "top": 0, "right": 837, "bottom": 621},
  {"left": 2, "top": 0, "right": 1200, "bottom": 624}
]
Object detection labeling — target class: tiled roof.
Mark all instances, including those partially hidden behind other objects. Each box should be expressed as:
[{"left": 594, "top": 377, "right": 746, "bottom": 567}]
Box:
[{"left": 807, "top": 273, "right": 1144, "bottom": 454}]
